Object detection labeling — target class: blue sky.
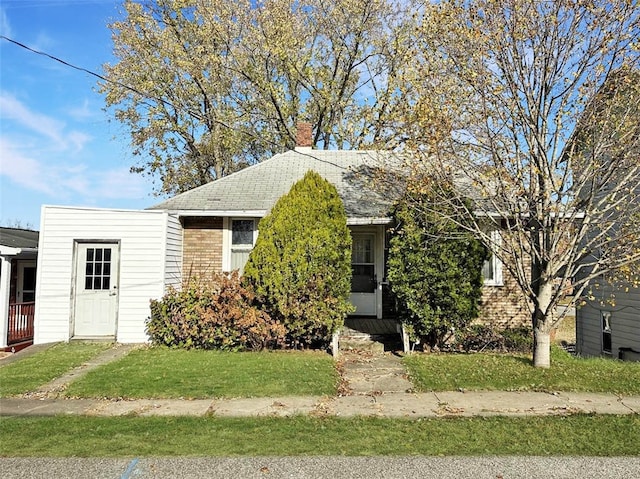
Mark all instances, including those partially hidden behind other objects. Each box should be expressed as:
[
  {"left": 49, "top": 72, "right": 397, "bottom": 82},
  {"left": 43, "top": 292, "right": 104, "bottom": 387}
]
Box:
[{"left": 1, "top": 0, "right": 159, "bottom": 230}]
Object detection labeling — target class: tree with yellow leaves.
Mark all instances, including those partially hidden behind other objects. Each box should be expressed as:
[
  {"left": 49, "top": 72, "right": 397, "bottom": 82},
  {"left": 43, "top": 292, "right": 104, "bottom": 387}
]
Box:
[
  {"left": 101, "top": 0, "right": 418, "bottom": 195},
  {"left": 401, "top": 0, "right": 640, "bottom": 367}
]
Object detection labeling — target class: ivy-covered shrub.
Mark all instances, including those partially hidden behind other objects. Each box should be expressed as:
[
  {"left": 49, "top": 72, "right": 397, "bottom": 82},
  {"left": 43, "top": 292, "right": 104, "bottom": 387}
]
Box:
[
  {"left": 243, "top": 170, "right": 353, "bottom": 348},
  {"left": 388, "top": 188, "right": 488, "bottom": 348},
  {"left": 146, "top": 271, "right": 285, "bottom": 351}
]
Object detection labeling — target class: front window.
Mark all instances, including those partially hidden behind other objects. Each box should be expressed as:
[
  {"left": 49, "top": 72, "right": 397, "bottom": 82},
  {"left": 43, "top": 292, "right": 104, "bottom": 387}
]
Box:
[
  {"left": 482, "top": 230, "right": 503, "bottom": 286},
  {"left": 230, "top": 219, "right": 255, "bottom": 273}
]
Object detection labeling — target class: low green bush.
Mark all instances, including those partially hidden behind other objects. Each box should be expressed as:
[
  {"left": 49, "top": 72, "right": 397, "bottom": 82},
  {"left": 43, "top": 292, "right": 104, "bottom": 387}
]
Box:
[
  {"left": 457, "top": 325, "right": 533, "bottom": 353},
  {"left": 147, "top": 271, "right": 285, "bottom": 351}
]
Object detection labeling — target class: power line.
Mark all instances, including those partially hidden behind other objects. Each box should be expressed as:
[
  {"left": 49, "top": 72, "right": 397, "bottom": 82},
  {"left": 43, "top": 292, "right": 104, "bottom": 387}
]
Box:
[
  {"left": 0, "top": 34, "right": 206, "bottom": 122},
  {"left": 0, "top": 34, "right": 287, "bottom": 149}
]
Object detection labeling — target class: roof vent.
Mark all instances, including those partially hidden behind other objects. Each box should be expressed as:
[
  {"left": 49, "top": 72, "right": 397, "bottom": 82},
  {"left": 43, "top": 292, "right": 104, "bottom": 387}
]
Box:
[{"left": 295, "top": 122, "right": 313, "bottom": 151}]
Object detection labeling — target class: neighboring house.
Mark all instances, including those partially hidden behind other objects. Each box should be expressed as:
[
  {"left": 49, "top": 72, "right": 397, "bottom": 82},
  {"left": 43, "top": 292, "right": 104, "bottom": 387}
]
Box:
[
  {"left": 0, "top": 227, "right": 38, "bottom": 351},
  {"left": 34, "top": 135, "right": 527, "bottom": 345},
  {"left": 573, "top": 69, "right": 640, "bottom": 361},
  {"left": 577, "top": 282, "right": 640, "bottom": 360}
]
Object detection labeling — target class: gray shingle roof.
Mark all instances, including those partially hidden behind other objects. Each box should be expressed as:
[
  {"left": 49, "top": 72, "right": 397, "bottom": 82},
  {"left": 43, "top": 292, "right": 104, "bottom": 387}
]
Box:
[
  {"left": 149, "top": 149, "right": 403, "bottom": 221},
  {"left": 0, "top": 227, "right": 39, "bottom": 249}
]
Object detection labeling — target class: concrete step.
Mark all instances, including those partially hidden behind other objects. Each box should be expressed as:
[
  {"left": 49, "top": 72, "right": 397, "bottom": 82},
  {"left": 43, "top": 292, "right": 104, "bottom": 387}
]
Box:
[{"left": 339, "top": 336, "right": 385, "bottom": 353}]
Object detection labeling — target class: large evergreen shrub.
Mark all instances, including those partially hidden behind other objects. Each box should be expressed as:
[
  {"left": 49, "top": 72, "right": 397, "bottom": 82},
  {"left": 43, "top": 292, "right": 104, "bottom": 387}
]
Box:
[
  {"left": 388, "top": 190, "right": 488, "bottom": 348},
  {"left": 243, "top": 170, "right": 353, "bottom": 348}
]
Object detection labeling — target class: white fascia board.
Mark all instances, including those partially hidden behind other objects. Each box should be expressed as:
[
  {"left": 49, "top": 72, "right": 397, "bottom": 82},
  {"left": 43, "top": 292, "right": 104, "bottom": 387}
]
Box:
[
  {"left": 347, "top": 217, "right": 393, "bottom": 226},
  {"left": 0, "top": 246, "right": 22, "bottom": 256},
  {"left": 170, "top": 210, "right": 267, "bottom": 218},
  {"left": 0, "top": 246, "right": 37, "bottom": 256}
]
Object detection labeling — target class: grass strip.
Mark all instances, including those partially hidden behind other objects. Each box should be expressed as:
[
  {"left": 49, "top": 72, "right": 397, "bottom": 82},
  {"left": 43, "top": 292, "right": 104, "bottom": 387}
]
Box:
[
  {"left": 0, "top": 342, "right": 112, "bottom": 397},
  {"left": 1, "top": 415, "right": 638, "bottom": 457},
  {"left": 404, "top": 346, "right": 640, "bottom": 394},
  {"left": 65, "top": 347, "right": 339, "bottom": 399}
]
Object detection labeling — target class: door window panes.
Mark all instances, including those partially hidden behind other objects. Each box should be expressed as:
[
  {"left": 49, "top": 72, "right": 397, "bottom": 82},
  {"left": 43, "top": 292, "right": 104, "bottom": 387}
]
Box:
[
  {"left": 84, "top": 247, "right": 112, "bottom": 290},
  {"left": 351, "top": 236, "right": 375, "bottom": 293}
]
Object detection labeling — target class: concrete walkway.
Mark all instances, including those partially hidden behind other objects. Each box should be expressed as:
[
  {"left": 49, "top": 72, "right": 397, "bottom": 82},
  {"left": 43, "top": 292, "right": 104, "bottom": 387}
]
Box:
[{"left": 1, "top": 346, "right": 639, "bottom": 418}]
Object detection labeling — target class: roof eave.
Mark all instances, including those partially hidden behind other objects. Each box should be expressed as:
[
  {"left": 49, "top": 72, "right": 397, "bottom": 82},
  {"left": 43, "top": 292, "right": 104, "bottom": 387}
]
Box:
[{"left": 347, "top": 217, "right": 393, "bottom": 226}]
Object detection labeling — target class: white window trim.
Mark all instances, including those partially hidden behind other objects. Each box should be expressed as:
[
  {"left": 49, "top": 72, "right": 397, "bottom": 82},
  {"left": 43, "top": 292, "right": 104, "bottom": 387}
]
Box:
[
  {"left": 222, "top": 217, "right": 258, "bottom": 272},
  {"left": 483, "top": 230, "right": 504, "bottom": 287}
]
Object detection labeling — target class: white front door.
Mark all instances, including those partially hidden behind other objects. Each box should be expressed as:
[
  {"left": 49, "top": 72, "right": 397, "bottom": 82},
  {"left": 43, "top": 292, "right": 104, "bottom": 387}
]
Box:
[
  {"left": 73, "top": 243, "right": 119, "bottom": 337},
  {"left": 16, "top": 261, "right": 36, "bottom": 303},
  {"left": 350, "top": 234, "right": 378, "bottom": 316}
]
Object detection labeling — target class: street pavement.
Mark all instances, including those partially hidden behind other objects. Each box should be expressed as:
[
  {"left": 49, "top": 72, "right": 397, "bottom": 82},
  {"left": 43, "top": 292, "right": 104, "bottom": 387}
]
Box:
[{"left": 2, "top": 456, "right": 640, "bottom": 479}]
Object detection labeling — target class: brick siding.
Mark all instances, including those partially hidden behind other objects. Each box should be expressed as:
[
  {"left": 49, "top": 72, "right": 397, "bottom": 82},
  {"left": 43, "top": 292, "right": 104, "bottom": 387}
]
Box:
[
  {"left": 478, "top": 262, "right": 531, "bottom": 329},
  {"left": 182, "top": 217, "right": 224, "bottom": 281}
]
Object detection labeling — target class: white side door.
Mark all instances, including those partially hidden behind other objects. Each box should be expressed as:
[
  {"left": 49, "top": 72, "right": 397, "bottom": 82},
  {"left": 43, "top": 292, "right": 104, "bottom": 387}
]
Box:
[{"left": 73, "top": 243, "right": 119, "bottom": 337}]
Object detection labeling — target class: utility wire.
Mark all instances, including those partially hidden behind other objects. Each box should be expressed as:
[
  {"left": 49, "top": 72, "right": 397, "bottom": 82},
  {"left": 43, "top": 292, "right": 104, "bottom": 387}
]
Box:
[
  {"left": 0, "top": 34, "right": 293, "bottom": 151},
  {"left": 0, "top": 34, "right": 208, "bottom": 121}
]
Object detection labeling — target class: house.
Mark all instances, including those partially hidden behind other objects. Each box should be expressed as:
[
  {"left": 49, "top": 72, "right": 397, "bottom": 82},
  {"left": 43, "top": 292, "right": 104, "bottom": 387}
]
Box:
[
  {"left": 34, "top": 133, "right": 527, "bottom": 345},
  {"left": 0, "top": 227, "right": 38, "bottom": 351},
  {"left": 576, "top": 282, "right": 640, "bottom": 361},
  {"left": 572, "top": 69, "right": 640, "bottom": 361}
]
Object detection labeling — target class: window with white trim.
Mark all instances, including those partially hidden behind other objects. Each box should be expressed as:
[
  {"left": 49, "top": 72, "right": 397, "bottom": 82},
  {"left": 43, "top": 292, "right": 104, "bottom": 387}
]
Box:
[
  {"left": 230, "top": 219, "right": 256, "bottom": 273},
  {"left": 482, "top": 230, "right": 503, "bottom": 286},
  {"left": 601, "top": 311, "right": 612, "bottom": 355}
]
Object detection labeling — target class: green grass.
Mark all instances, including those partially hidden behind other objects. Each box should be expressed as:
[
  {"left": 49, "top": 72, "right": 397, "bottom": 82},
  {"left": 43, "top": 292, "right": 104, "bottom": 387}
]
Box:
[
  {"left": 1, "top": 415, "right": 638, "bottom": 457},
  {"left": 0, "top": 342, "right": 112, "bottom": 397},
  {"left": 65, "top": 347, "right": 338, "bottom": 399},
  {"left": 404, "top": 346, "right": 640, "bottom": 394}
]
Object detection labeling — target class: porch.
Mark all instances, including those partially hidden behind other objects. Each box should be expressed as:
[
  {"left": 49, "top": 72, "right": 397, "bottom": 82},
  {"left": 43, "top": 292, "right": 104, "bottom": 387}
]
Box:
[
  {"left": 0, "top": 226, "right": 39, "bottom": 351},
  {"left": 341, "top": 317, "right": 405, "bottom": 352},
  {"left": 7, "top": 302, "right": 35, "bottom": 349}
]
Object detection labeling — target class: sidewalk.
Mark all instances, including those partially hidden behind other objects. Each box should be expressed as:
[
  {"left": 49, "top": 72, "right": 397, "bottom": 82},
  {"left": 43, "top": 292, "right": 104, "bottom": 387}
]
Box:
[{"left": 1, "top": 346, "right": 638, "bottom": 418}]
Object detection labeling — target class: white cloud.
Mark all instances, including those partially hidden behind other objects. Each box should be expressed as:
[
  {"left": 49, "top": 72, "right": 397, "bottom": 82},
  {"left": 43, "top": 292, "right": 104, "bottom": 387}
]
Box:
[
  {"left": 0, "top": 94, "right": 147, "bottom": 202},
  {"left": 68, "top": 98, "right": 95, "bottom": 120},
  {"left": 0, "top": 139, "right": 55, "bottom": 195},
  {"left": 0, "top": 92, "right": 68, "bottom": 148},
  {"left": 0, "top": 7, "right": 11, "bottom": 38},
  {"left": 0, "top": 137, "right": 147, "bottom": 201}
]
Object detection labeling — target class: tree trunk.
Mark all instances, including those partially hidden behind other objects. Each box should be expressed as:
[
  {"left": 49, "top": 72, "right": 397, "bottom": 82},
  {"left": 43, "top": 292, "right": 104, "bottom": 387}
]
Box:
[
  {"left": 531, "top": 280, "right": 554, "bottom": 368},
  {"left": 533, "top": 326, "right": 551, "bottom": 368}
]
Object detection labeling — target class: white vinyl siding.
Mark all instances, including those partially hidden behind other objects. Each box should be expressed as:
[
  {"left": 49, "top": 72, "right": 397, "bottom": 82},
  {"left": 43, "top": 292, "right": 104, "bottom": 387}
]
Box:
[
  {"left": 576, "top": 284, "right": 640, "bottom": 358},
  {"left": 164, "top": 214, "right": 183, "bottom": 289},
  {"left": 35, "top": 206, "right": 182, "bottom": 344}
]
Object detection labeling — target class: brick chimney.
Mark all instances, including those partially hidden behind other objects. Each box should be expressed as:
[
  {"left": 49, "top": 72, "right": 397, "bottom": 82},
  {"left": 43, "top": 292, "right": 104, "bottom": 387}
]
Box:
[{"left": 295, "top": 122, "right": 313, "bottom": 150}]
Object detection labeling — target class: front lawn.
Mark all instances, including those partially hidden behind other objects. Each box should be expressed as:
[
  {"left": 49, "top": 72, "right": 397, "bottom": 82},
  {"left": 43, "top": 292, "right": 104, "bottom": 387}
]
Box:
[
  {"left": 404, "top": 346, "right": 640, "bottom": 394},
  {"left": 0, "top": 342, "right": 112, "bottom": 397},
  {"left": 1, "top": 415, "right": 638, "bottom": 456},
  {"left": 64, "top": 347, "right": 338, "bottom": 399}
]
